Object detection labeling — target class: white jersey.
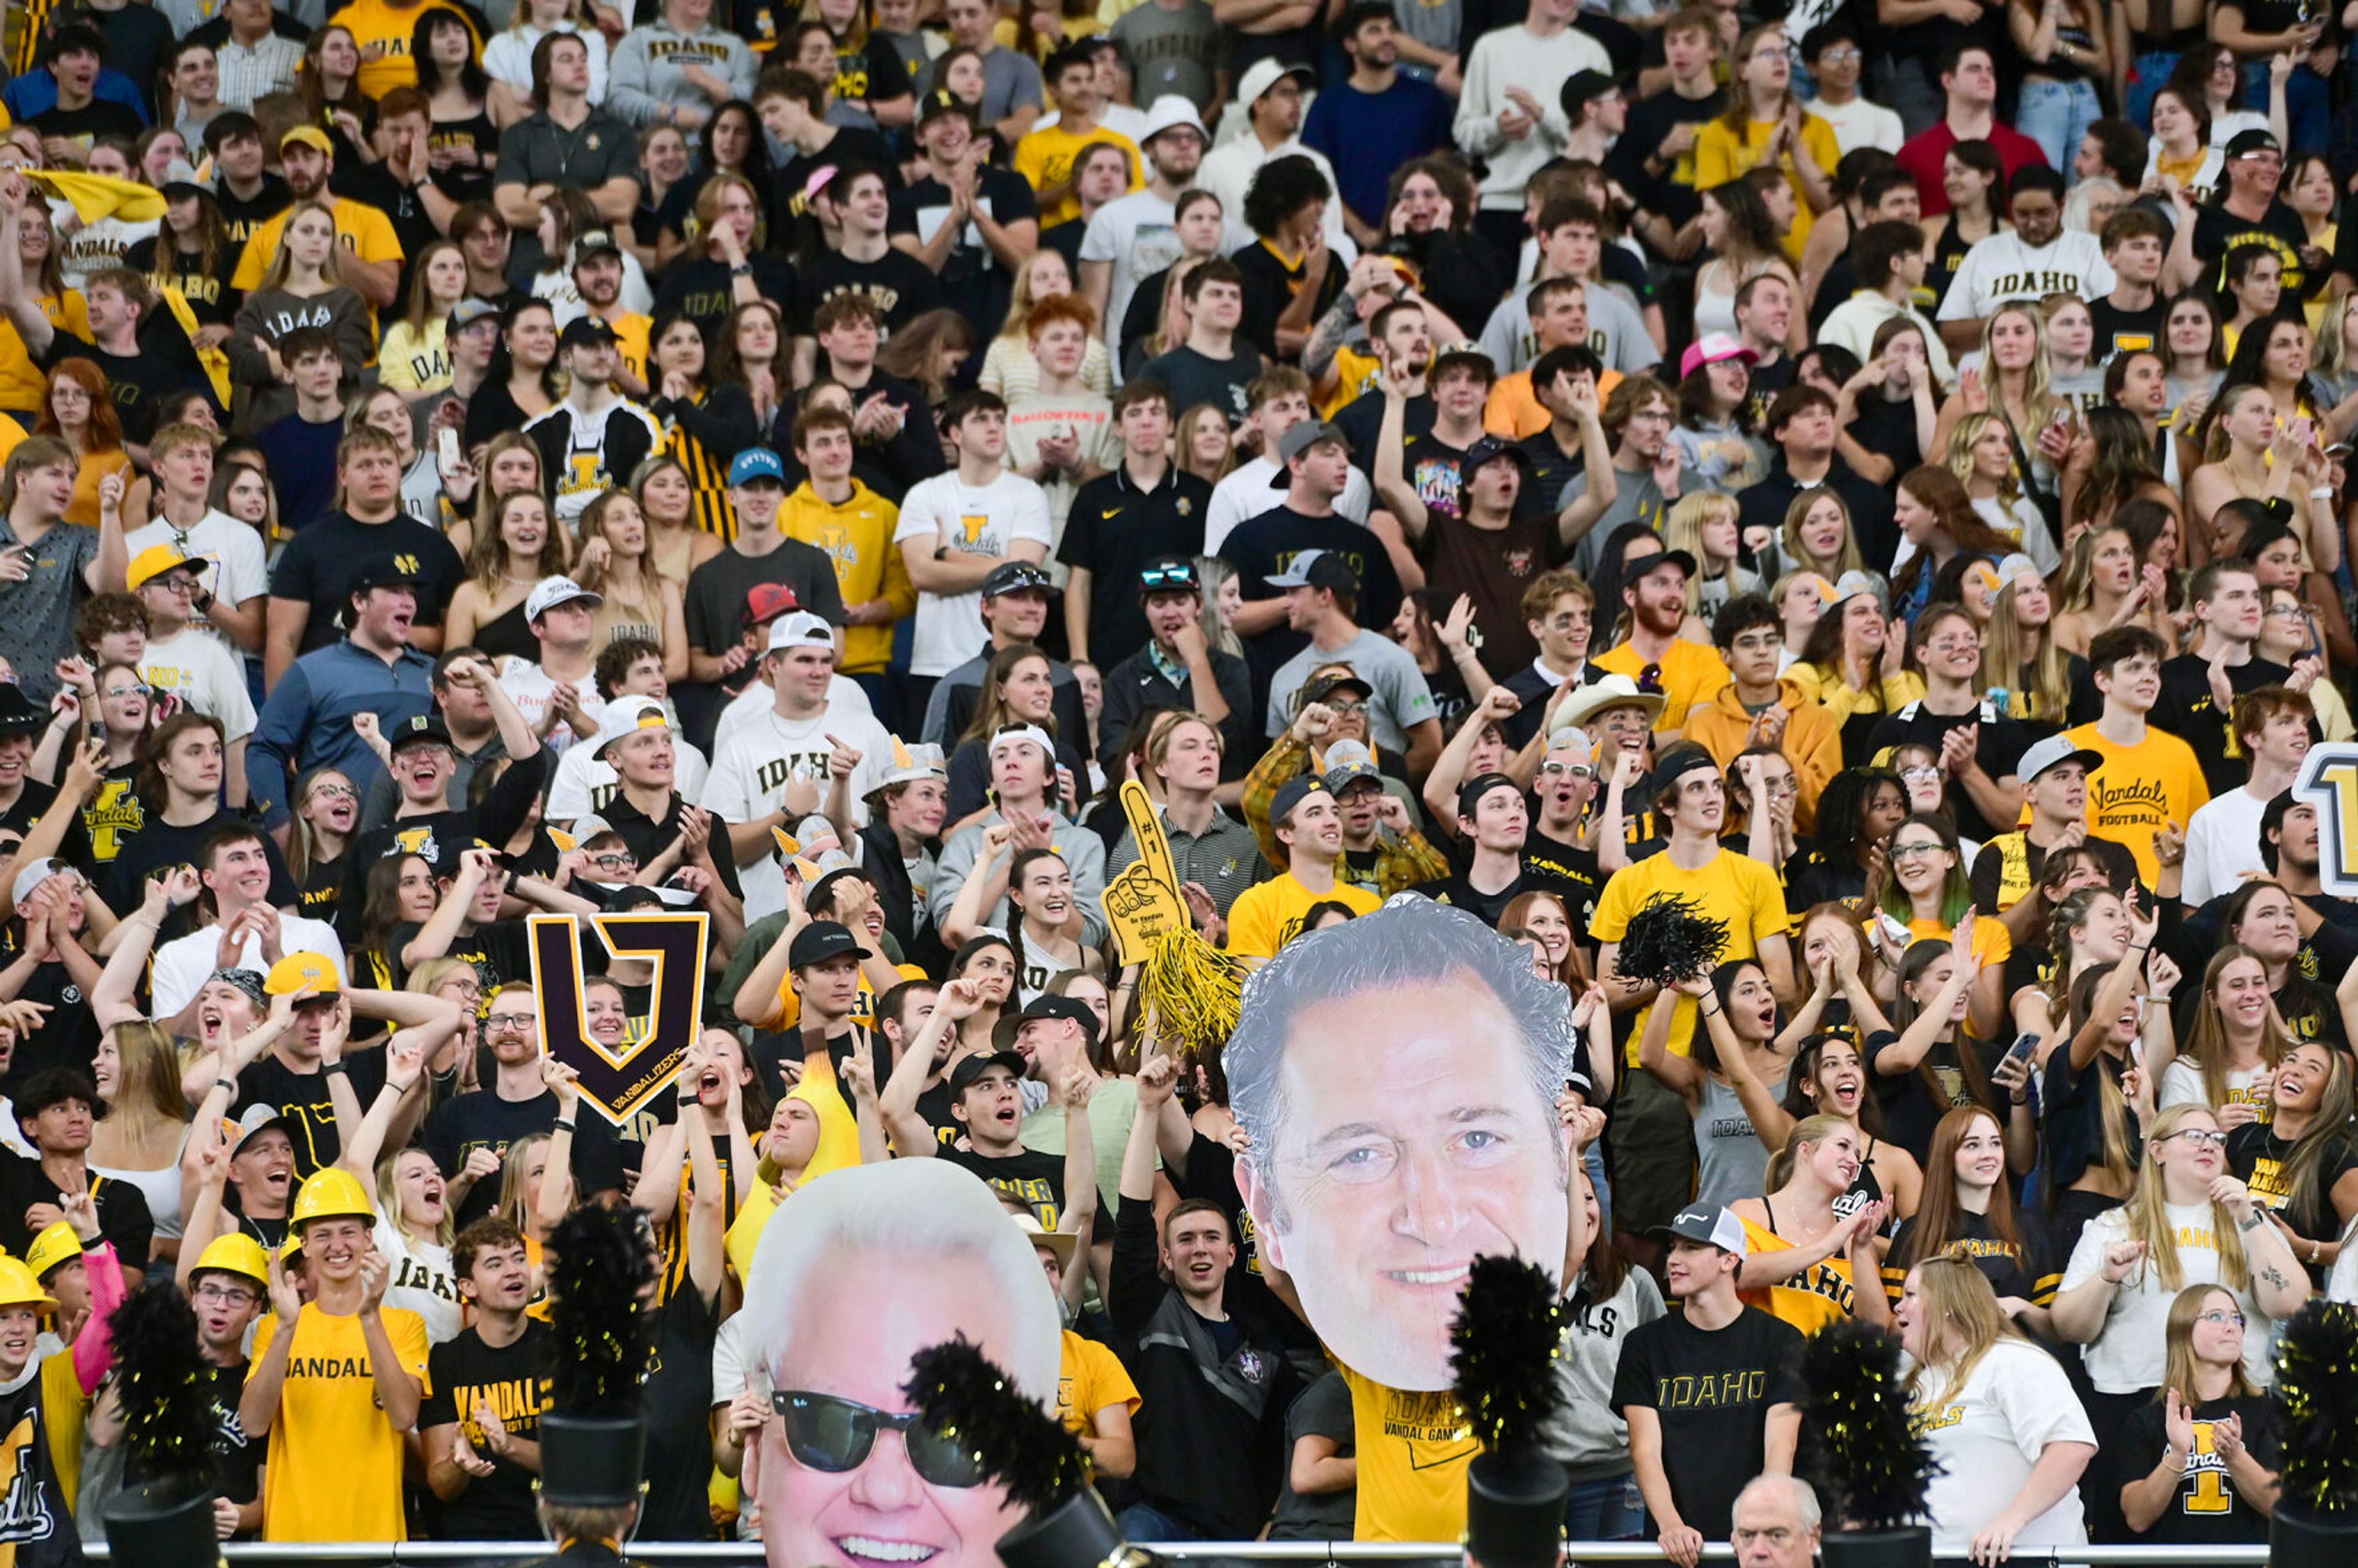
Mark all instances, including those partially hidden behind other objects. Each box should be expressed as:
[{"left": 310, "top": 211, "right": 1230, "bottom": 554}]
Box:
[
  {"left": 700, "top": 701, "right": 893, "bottom": 921},
  {"left": 1936, "top": 229, "right": 2117, "bottom": 322},
  {"left": 141, "top": 627, "right": 258, "bottom": 740},
  {"left": 123, "top": 510, "right": 270, "bottom": 645},
  {"left": 891, "top": 469, "right": 1054, "bottom": 677}
]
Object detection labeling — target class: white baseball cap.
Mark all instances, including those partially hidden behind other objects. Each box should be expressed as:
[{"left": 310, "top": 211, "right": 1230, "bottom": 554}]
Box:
[
  {"left": 524, "top": 575, "right": 602, "bottom": 622},
  {"left": 765, "top": 611, "right": 836, "bottom": 653}
]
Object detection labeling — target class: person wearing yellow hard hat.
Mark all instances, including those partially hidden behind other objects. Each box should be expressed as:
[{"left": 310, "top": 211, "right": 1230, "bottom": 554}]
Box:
[
  {"left": 181, "top": 1232, "right": 272, "bottom": 1535},
  {"left": 0, "top": 1192, "right": 128, "bottom": 1519},
  {"left": 241, "top": 1164, "right": 430, "bottom": 1544}
]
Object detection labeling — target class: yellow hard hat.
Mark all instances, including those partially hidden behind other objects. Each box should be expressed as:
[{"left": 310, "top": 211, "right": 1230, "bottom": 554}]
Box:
[
  {"left": 23, "top": 1222, "right": 81, "bottom": 1283},
  {"left": 265, "top": 952, "right": 341, "bottom": 997},
  {"left": 0, "top": 1256, "right": 58, "bottom": 1313},
  {"left": 190, "top": 1232, "right": 270, "bottom": 1291},
  {"left": 290, "top": 1166, "right": 375, "bottom": 1230}
]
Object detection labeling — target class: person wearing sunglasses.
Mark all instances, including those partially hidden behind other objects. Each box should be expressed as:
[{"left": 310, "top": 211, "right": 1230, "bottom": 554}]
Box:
[
  {"left": 739, "top": 1156, "right": 1064, "bottom": 1568},
  {"left": 1094, "top": 556, "right": 1253, "bottom": 782},
  {"left": 2053, "top": 1102, "right": 2309, "bottom": 1537}
]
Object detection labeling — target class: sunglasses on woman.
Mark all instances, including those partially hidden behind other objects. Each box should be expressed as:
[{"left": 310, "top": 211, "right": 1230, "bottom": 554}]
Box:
[{"left": 770, "top": 1391, "right": 984, "bottom": 1486}]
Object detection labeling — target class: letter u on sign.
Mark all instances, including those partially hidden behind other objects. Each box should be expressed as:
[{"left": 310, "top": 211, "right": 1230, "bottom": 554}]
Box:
[
  {"left": 529, "top": 912, "right": 710, "bottom": 1126},
  {"left": 2294, "top": 742, "right": 2358, "bottom": 898}
]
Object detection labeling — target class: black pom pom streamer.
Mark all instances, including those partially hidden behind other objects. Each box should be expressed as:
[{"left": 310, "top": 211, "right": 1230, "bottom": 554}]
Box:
[
  {"left": 2276, "top": 1299, "right": 2358, "bottom": 1516},
  {"left": 548, "top": 1202, "right": 656, "bottom": 1417},
  {"left": 905, "top": 1337, "right": 1088, "bottom": 1516},
  {"left": 1797, "top": 1319, "right": 1940, "bottom": 1532},
  {"left": 1615, "top": 895, "right": 1730, "bottom": 990},
  {"left": 107, "top": 1284, "right": 216, "bottom": 1487},
  {"left": 1450, "top": 1254, "right": 1568, "bottom": 1453}
]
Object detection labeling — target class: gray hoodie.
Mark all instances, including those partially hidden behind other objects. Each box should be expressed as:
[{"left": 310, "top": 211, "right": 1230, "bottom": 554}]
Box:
[{"left": 607, "top": 17, "right": 755, "bottom": 126}]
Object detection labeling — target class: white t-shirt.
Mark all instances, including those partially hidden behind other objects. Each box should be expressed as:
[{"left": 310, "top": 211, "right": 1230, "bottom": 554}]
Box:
[
  {"left": 2062, "top": 1200, "right": 2277, "bottom": 1392},
  {"left": 700, "top": 701, "right": 892, "bottom": 921},
  {"left": 497, "top": 658, "right": 594, "bottom": 753},
  {"left": 2182, "top": 786, "right": 2270, "bottom": 906},
  {"left": 141, "top": 627, "right": 257, "bottom": 741},
  {"left": 374, "top": 1217, "right": 464, "bottom": 1345},
  {"left": 150, "top": 914, "right": 349, "bottom": 1022},
  {"left": 1937, "top": 230, "right": 2117, "bottom": 322},
  {"left": 717, "top": 672, "right": 874, "bottom": 736},
  {"left": 892, "top": 470, "right": 1055, "bottom": 677},
  {"left": 2159, "top": 1058, "right": 2271, "bottom": 1125},
  {"left": 483, "top": 21, "right": 609, "bottom": 102},
  {"left": 1805, "top": 94, "right": 1904, "bottom": 155},
  {"left": 546, "top": 718, "right": 712, "bottom": 826},
  {"left": 123, "top": 510, "right": 270, "bottom": 645},
  {"left": 1912, "top": 1339, "right": 2093, "bottom": 1556},
  {"left": 1203, "top": 456, "right": 1371, "bottom": 554}
]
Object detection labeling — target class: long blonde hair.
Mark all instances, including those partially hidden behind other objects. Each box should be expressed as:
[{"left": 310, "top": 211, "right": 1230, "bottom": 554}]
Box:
[
  {"left": 2180, "top": 944, "right": 2292, "bottom": 1114},
  {"left": 1980, "top": 303, "right": 2064, "bottom": 430},
  {"left": 2120, "top": 1104, "right": 2251, "bottom": 1294},
  {"left": 1905, "top": 1254, "right": 2026, "bottom": 1402},
  {"left": 1982, "top": 575, "right": 2072, "bottom": 721},
  {"left": 1664, "top": 492, "right": 1743, "bottom": 616},
  {"left": 1780, "top": 486, "right": 1865, "bottom": 578},
  {"left": 1947, "top": 409, "right": 2029, "bottom": 508},
  {"left": 256, "top": 199, "right": 349, "bottom": 293},
  {"left": 103, "top": 1021, "right": 189, "bottom": 1129},
  {"left": 378, "top": 1147, "right": 456, "bottom": 1248}
]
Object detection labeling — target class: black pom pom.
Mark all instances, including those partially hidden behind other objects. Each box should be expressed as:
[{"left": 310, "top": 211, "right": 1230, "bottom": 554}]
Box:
[
  {"left": 1798, "top": 1320, "right": 1940, "bottom": 1532},
  {"left": 106, "top": 1284, "right": 216, "bottom": 1487},
  {"left": 1615, "top": 895, "right": 1730, "bottom": 990},
  {"left": 548, "top": 1203, "right": 655, "bottom": 1418},
  {"left": 905, "top": 1338, "right": 1088, "bottom": 1517},
  {"left": 2276, "top": 1299, "right": 2358, "bottom": 1517},
  {"left": 1450, "top": 1254, "right": 1567, "bottom": 1453}
]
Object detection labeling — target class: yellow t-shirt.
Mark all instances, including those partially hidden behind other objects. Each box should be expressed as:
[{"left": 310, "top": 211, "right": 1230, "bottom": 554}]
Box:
[
  {"left": 251, "top": 1303, "right": 432, "bottom": 1542},
  {"left": 1011, "top": 122, "right": 1142, "bottom": 227},
  {"left": 337, "top": 0, "right": 484, "bottom": 98},
  {"left": 1590, "top": 847, "right": 1791, "bottom": 1063},
  {"left": 232, "top": 197, "right": 407, "bottom": 293},
  {"left": 376, "top": 317, "right": 449, "bottom": 394},
  {"left": 1737, "top": 1214, "right": 1864, "bottom": 1335},
  {"left": 66, "top": 448, "right": 133, "bottom": 528},
  {"left": 1056, "top": 1328, "right": 1140, "bottom": 1434},
  {"left": 780, "top": 479, "right": 910, "bottom": 673},
  {"left": 0, "top": 293, "right": 90, "bottom": 414},
  {"left": 1342, "top": 1362, "right": 1477, "bottom": 1542},
  {"left": 1692, "top": 111, "right": 1843, "bottom": 266},
  {"left": 1225, "top": 871, "right": 1382, "bottom": 960},
  {"left": 1905, "top": 914, "right": 2012, "bottom": 969},
  {"left": 1322, "top": 343, "right": 1380, "bottom": 418},
  {"left": 2064, "top": 721, "right": 2211, "bottom": 888},
  {"left": 1593, "top": 638, "right": 1733, "bottom": 733},
  {"left": 605, "top": 309, "right": 652, "bottom": 389}
]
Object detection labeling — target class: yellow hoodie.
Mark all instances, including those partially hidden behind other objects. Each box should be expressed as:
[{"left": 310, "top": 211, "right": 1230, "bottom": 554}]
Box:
[{"left": 778, "top": 479, "right": 914, "bottom": 675}]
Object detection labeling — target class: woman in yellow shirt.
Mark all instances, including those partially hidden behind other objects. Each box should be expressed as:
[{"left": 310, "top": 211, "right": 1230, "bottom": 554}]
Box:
[
  {"left": 1786, "top": 583, "right": 1923, "bottom": 742},
  {"left": 1692, "top": 24, "right": 1839, "bottom": 268},
  {"left": 34, "top": 357, "right": 136, "bottom": 529},
  {"left": 0, "top": 201, "right": 88, "bottom": 428},
  {"left": 1878, "top": 813, "right": 2010, "bottom": 1037},
  {"left": 1732, "top": 1114, "right": 1893, "bottom": 1335}
]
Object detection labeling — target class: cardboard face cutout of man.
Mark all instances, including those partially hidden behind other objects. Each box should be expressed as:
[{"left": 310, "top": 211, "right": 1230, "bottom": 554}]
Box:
[
  {"left": 1230, "top": 898, "right": 1579, "bottom": 1391},
  {"left": 745, "top": 1159, "right": 1064, "bottom": 1568}
]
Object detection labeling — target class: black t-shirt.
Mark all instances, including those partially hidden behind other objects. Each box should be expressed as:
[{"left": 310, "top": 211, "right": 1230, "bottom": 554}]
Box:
[
  {"left": 28, "top": 98, "right": 144, "bottom": 149},
  {"left": 0, "top": 1155, "right": 153, "bottom": 1268},
  {"left": 1846, "top": 389, "right": 1927, "bottom": 478},
  {"left": 1864, "top": 700, "right": 2031, "bottom": 842},
  {"left": 1136, "top": 340, "right": 1263, "bottom": 427},
  {"left": 2227, "top": 1120, "right": 2358, "bottom": 1249},
  {"left": 651, "top": 254, "right": 798, "bottom": 346},
  {"left": 1231, "top": 238, "right": 1344, "bottom": 370},
  {"left": 2192, "top": 199, "right": 2313, "bottom": 305},
  {"left": 887, "top": 168, "right": 1038, "bottom": 338},
  {"left": 640, "top": 1278, "right": 721, "bottom": 1541},
  {"left": 1218, "top": 505, "right": 1407, "bottom": 689},
  {"left": 235, "top": 1046, "right": 391, "bottom": 1178},
  {"left": 420, "top": 1087, "right": 627, "bottom": 1228},
  {"left": 1057, "top": 464, "right": 1212, "bottom": 669},
  {"left": 1606, "top": 85, "right": 1726, "bottom": 231},
  {"left": 2119, "top": 1394, "right": 2278, "bottom": 1543},
  {"left": 101, "top": 811, "right": 300, "bottom": 915},
  {"left": 790, "top": 247, "right": 945, "bottom": 340},
  {"left": 599, "top": 788, "right": 744, "bottom": 902},
  {"left": 1333, "top": 389, "right": 1435, "bottom": 481},
  {"left": 122, "top": 236, "right": 236, "bottom": 328},
  {"left": 2042, "top": 1038, "right": 2139, "bottom": 1197},
  {"left": 1886, "top": 1207, "right": 2048, "bottom": 1306},
  {"left": 937, "top": 1143, "right": 1104, "bottom": 1242},
  {"left": 269, "top": 509, "right": 467, "bottom": 656},
  {"left": 1608, "top": 1305, "right": 1807, "bottom": 1539},
  {"left": 40, "top": 325, "right": 217, "bottom": 445},
  {"left": 419, "top": 1321, "right": 554, "bottom": 1540},
  {"left": 1870, "top": 1033, "right": 2005, "bottom": 1169},
  {"left": 2157, "top": 651, "right": 2294, "bottom": 794},
  {"left": 200, "top": 1360, "right": 263, "bottom": 1505},
  {"left": 771, "top": 127, "right": 897, "bottom": 263},
  {"left": 681, "top": 539, "right": 848, "bottom": 658},
  {"left": 2090, "top": 293, "right": 2168, "bottom": 360},
  {"left": 389, "top": 917, "right": 534, "bottom": 992},
  {"left": 1410, "top": 864, "right": 1574, "bottom": 931},
  {"left": 216, "top": 176, "right": 294, "bottom": 251}
]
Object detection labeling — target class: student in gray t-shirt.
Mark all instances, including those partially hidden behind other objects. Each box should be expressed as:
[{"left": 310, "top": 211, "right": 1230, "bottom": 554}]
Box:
[
  {"left": 1479, "top": 279, "right": 1660, "bottom": 376},
  {"left": 924, "top": 39, "right": 1044, "bottom": 136},
  {"left": 1265, "top": 628, "right": 1438, "bottom": 755},
  {"left": 1111, "top": 0, "right": 1221, "bottom": 112}
]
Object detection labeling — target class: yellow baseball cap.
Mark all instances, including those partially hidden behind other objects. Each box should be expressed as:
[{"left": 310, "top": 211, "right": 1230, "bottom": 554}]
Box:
[
  {"left": 280, "top": 125, "right": 333, "bottom": 156},
  {"left": 24, "top": 1222, "right": 81, "bottom": 1282},
  {"left": 127, "top": 543, "right": 196, "bottom": 591},
  {"left": 264, "top": 951, "right": 340, "bottom": 997}
]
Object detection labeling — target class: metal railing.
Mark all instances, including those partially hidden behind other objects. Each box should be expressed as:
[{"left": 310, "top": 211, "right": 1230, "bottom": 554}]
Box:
[{"left": 72, "top": 1542, "right": 2281, "bottom": 1566}]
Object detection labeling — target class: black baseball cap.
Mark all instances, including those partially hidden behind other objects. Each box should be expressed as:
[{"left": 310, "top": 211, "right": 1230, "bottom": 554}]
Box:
[
  {"left": 1137, "top": 556, "right": 1200, "bottom": 596},
  {"left": 387, "top": 714, "right": 452, "bottom": 753},
  {"left": 1651, "top": 743, "right": 1721, "bottom": 793},
  {"left": 918, "top": 87, "right": 975, "bottom": 126},
  {"left": 1628, "top": 549, "right": 1699, "bottom": 585},
  {"left": 1456, "top": 772, "right": 1522, "bottom": 820},
  {"left": 1270, "top": 774, "right": 1332, "bottom": 825},
  {"left": 1463, "top": 435, "right": 1533, "bottom": 476},
  {"left": 947, "top": 1050, "right": 1028, "bottom": 1096},
  {"left": 351, "top": 556, "right": 426, "bottom": 592},
  {"left": 558, "top": 316, "right": 620, "bottom": 351},
  {"left": 992, "top": 993, "right": 1102, "bottom": 1050},
  {"left": 787, "top": 920, "right": 871, "bottom": 969},
  {"left": 1299, "top": 667, "right": 1373, "bottom": 707},
  {"left": 982, "top": 561, "right": 1058, "bottom": 599}
]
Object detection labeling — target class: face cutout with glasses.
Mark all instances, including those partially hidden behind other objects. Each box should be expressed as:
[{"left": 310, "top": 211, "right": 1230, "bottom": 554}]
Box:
[{"left": 769, "top": 1391, "right": 984, "bottom": 1487}]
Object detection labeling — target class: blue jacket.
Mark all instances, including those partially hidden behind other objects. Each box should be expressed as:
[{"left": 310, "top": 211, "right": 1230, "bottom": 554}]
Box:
[
  {"left": 1, "top": 66, "right": 147, "bottom": 124},
  {"left": 246, "top": 639, "right": 435, "bottom": 826}
]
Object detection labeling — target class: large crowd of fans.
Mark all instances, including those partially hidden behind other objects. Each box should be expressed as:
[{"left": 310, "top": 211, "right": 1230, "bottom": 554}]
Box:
[{"left": 0, "top": 0, "right": 2354, "bottom": 1553}]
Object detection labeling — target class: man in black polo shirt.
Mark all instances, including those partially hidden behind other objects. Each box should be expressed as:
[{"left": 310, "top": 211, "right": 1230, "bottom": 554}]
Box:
[
  {"left": 492, "top": 31, "right": 639, "bottom": 280},
  {"left": 1096, "top": 557, "right": 1253, "bottom": 774},
  {"left": 1061, "top": 379, "right": 1212, "bottom": 669}
]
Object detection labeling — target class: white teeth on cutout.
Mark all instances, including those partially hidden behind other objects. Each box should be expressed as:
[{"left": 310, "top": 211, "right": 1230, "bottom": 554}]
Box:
[{"left": 1389, "top": 1264, "right": 1471, "bottom": 1286}]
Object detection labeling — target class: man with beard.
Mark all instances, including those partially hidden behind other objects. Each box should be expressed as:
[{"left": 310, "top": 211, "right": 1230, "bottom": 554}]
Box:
[
  {"left": 424, "top": 995, "right": 623, "bottom": 1227},
  {"left": 1095, "top": 559, "right": 1251, "bottom": 775},
  {"left": 1593, "top": 551, "right": 1731, "bottom": 738},
  {"left": 422, "top": 1219, "right": 555, "bottom": 1540},
  {"left": 892, "top": 90, "right": 1040, "bottom": 340},
  {"left": 563, "top": 231, "right": 652, "bottom": 398},
  {"left": 1557, "top": 375, "right": 1678, "bottom": 577},
  {"left": 1080, "top": 97, "right": 1213, "bottom": 346},
  {"left": 1301, "top": 2, "right": 1454, "bottom": 245},
  {"left": 183, "top": 1233, "right": 270, "bottom": 1536},
  {"left": 228, "top": 126, "right": 402, "bottom": 309},
  {"left": 1320, "top": 289, "right": 1439, "bottom": 465},
  {"left": 1593, "top": 745, "right": 1796, "bottom": 1239}
]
